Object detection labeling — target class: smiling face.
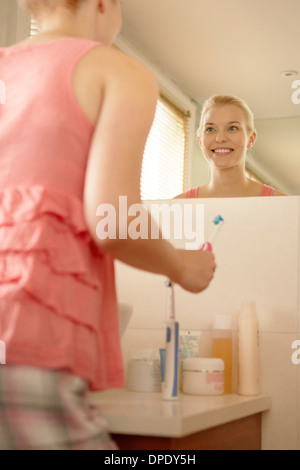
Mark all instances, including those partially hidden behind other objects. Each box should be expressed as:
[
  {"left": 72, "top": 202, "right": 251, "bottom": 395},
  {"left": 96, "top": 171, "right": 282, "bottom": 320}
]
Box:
[{"left": 198, "top": 105, "right": 256, "bottom": 170}]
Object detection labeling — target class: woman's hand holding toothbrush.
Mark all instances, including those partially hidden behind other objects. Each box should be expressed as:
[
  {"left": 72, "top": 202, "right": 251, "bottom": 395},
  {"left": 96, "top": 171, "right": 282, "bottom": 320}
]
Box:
[
  {"left": 170, "top": 216, "right": 223, "bottom": 293},
  {"left": 171, "top": 249, "right": 216, "bottom": 294}
]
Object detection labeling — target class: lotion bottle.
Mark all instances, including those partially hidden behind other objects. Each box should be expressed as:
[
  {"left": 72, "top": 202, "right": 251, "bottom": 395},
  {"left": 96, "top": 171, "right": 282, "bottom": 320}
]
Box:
[
  {"left": 211, "top": 315, "right": 232, "bottom": 394},
  {"left": 238, "top": 301, "right": 260, "bottom": 396}
]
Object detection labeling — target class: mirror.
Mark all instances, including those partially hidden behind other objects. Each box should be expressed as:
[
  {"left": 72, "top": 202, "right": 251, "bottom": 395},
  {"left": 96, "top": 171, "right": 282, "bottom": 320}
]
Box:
[{"left": 118, "top": 0, "right": 300, "bottom": 195}]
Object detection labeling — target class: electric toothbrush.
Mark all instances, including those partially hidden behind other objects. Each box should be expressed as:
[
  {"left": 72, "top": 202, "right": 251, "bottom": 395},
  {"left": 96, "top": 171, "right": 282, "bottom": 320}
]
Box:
[
  {"left": 199, "top": 215, "right": 224, "bottom": 251},
  {"left": 162, "top": 280, "right": 180, "bottom": 401},
  {"left": 162, "top": 215, "right": 224, "bottom": 401}
]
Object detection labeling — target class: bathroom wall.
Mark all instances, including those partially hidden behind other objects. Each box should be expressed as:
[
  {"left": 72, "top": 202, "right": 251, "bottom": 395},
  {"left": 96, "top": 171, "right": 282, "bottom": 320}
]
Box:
[
  {"left": 248, "top": 117, "right": 300, "bottom": 195},
  {"left": 115, "top": 196, "right": 300, "bottom": 450}
]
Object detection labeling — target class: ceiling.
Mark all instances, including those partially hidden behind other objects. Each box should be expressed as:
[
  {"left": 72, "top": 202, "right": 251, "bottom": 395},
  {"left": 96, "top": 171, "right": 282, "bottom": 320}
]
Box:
[{"left": 119, "top": 0, "right": 300, "bottom": 194}]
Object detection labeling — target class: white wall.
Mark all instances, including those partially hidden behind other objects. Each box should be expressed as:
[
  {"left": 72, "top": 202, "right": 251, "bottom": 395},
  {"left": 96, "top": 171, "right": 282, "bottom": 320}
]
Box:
[
  {"left": 116, "top": 196, "right": 300, "bottom": 450},
  {"left": 248, "top": 117, "right": 300, "bottom": 195}
]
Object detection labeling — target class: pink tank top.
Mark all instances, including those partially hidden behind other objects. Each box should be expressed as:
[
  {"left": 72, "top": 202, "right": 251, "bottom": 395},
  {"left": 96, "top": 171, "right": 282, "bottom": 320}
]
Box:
[
  {"left": 0, "top": 38, "right": 124, "bottom": 391},
  {"left": 185, "top": 184, "right": 275, "bottom": 198}
]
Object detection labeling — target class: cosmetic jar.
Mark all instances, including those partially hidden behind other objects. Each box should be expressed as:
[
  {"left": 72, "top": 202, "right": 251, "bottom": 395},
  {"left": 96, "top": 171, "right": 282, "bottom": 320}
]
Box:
[
  {"left": 182, "top": 358, "right": 225, "bottom": 396},
  {"left": 127, "top": 349, "right": 161, "bottom": 393}
]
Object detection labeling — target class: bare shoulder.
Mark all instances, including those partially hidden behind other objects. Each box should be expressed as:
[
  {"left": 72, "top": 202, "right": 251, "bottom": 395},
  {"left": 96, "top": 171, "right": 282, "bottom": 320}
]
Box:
[
  {"left": 273, "top": 189, "right": 287, "bottom": 196},
  {"left": 173, "top": 192, "right": 187, "bottom": 199},
  {"left": 174, "top": 186, "right": 208, "bottom": 199},
  {"left": 73, "top": 45, "right": 158, "bottom": 125},
  {"left": 85, "top": 45, "right": 158, "bottom": 89},
  {"left": 249, "top": 179, "right": 286, "bottom": 197}
]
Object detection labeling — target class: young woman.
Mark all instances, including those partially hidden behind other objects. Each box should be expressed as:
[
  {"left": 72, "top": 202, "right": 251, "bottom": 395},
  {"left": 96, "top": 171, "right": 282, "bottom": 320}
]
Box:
[
  {"left": 176, "top": 95, "right": 286, "bottom": 198},
  {"left": 0, "top": 0, "right": 216, "bottom": 449}
]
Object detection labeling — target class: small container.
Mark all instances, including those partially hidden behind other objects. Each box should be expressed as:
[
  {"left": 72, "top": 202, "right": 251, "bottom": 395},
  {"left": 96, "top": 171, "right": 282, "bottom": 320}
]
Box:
[
  {"left": 179, "top": 331, "right": 201, "bottom": 391},
  {"left": 127, "top": 349, "right": 161, "bottom": 393},
  {"left": 182, "top": 358, "right": 225, "bottom": 396},
  {"left": 180, "top": 332, "right": 201, "bottom": 360}
]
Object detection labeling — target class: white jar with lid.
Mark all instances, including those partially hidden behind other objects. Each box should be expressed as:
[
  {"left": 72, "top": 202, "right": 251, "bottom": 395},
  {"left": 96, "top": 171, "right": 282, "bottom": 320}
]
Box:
[
  {"left": 182, "top": 358, "right": 225, "bottom": 396},
  {"left": 127, "top": 349, "right": 161, "bottom": 393}
]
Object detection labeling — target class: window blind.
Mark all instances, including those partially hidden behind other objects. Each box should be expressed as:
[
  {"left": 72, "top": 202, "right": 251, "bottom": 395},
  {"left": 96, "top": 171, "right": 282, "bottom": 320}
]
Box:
[{"left": 141, "top": 94, "right": 189, "bottom": 200}]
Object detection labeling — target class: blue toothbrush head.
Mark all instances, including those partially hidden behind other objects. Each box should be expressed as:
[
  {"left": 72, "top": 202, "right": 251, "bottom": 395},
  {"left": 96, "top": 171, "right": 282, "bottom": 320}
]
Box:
[{"left": 213, "top": 215, "right": 224, "bottom": 225}]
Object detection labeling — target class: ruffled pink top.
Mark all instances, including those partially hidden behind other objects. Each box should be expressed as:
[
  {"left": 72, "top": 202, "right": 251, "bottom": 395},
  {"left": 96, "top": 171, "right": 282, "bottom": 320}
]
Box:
[
  {"left": 0, "top": 38, "right": 124, "bottom": 391},
  {"left": 185, "top": 184, "right": 275, "bottom": 198}
]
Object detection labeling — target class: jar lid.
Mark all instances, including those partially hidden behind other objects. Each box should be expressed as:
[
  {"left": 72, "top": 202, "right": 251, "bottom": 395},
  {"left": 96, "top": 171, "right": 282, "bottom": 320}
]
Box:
[{"left": 182, "top": 357, "right": 224, "bottom": 372}]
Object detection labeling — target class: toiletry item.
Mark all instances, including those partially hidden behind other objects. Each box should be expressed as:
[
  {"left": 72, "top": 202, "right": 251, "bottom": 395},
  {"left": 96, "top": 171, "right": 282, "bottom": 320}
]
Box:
[
  {"left": 199, "top": 215, "right": 224, "bottom": 251},
  {"left": 162, "top": 214, "right": 224, "bottom": 400},
  {"left": 163, "top": 281, "right": 179, "bottom": 401},
  {"left": 180, "top": 331, "right": 200, "bottom": 360},
  {"left": 211, "top": 315, "right": 232, "bottom": 394},
  {"left": 238, "top": 301, "right": 260, "bottom": 396},
  {"left": 179, "top": 331, "right": 200, "bottom": 391},
  {"left": 127, "top": 349, "right": 161, "bottom": 393},
  {"left": 182, "top": 358, "right": 224, "bottom": 396},
  {"left": 159, "top": 348, "right": 166, "bottom": 391}
]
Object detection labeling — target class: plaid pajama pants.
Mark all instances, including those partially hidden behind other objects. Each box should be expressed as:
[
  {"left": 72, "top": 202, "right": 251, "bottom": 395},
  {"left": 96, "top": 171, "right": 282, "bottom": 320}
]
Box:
[{"left": 0, "top": 365, "right": 118, "bottom": 450}]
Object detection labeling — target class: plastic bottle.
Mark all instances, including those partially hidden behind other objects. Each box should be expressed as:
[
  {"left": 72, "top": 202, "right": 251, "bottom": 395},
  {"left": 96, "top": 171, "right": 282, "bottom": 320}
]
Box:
[
  {"left": 211, "top": 315, "right": 232, "bottom": 394},
  {"left": 238, "top": 301, "right": 260, "bottom": 396},
  {"left": 179, "top": 331, "right": 201, "bottom": 392}
]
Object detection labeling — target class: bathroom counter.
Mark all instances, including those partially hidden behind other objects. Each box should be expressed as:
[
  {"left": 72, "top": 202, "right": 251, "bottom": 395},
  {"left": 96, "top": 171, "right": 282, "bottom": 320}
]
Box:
[{"left": 89, "top": 389, "right": 271, "bottom": 450}]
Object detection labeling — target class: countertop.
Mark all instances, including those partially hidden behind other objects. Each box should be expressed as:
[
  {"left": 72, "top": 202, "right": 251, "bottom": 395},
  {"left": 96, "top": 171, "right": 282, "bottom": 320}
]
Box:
[{"left": 89, "top": 389, "right": 271, "bottom": 438}]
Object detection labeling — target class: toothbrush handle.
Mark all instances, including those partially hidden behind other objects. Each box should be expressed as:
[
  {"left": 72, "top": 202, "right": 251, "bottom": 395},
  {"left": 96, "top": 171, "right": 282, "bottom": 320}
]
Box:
[{"left": 199, "top": 241, "right": 212, "bottom": 252}]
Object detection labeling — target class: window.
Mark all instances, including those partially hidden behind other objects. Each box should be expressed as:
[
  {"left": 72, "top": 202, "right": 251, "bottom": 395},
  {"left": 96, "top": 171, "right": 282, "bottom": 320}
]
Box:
[{"left": 141, "top": 94, "right": 190, "bottom": 200}]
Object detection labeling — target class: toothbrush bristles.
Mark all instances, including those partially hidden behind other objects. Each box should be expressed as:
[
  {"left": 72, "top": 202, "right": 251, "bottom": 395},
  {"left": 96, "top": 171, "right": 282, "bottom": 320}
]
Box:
[
  {"left": 207, "top": 215, "right": 224, "bottom": 244},
  {"left": 213, "top": 215, "right": 224, "bottom": 225}
]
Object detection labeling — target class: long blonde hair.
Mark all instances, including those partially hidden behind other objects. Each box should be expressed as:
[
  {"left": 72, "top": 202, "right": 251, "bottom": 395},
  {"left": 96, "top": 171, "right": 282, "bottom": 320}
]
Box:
[{"left": 198, "top": 94, "right": 255, "bottom": 136}]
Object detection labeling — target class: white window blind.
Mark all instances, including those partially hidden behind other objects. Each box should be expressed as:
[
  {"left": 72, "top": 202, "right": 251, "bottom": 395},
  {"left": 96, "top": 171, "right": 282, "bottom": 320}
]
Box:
[{"left": 141, "top": 94, "right": 190, "bottom": 200}]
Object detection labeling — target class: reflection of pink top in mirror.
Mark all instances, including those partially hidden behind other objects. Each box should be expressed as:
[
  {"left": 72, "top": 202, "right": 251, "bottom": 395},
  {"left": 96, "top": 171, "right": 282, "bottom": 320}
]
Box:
[
  {"left": 259, "top": 184, "right": 275, "bottom": 196},
  {"left": 185, "top": 184, "right": 275, "bottom": 198},
  {"left": 0, "top": 38, "right": 124, "bottom": 391}
]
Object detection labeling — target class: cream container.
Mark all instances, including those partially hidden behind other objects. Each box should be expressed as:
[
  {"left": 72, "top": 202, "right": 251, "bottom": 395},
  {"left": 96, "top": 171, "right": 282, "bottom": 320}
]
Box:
[
  {"left": 182, "top": 358, "right": 225, "bottom": 396},
  {"left": 127, "top": 349, "right": 161, "bottom": 393}
]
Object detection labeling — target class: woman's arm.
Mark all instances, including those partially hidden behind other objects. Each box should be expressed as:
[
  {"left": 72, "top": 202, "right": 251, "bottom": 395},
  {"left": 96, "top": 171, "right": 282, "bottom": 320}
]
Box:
[{"left": 83, "top": 49, "right": 216, "bottom": 293}]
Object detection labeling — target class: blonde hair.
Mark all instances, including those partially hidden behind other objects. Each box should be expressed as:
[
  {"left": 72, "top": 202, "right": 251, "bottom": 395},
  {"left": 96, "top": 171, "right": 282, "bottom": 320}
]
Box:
[{"left": 198, "top": 94, "right": 255, "bottom": 136}]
